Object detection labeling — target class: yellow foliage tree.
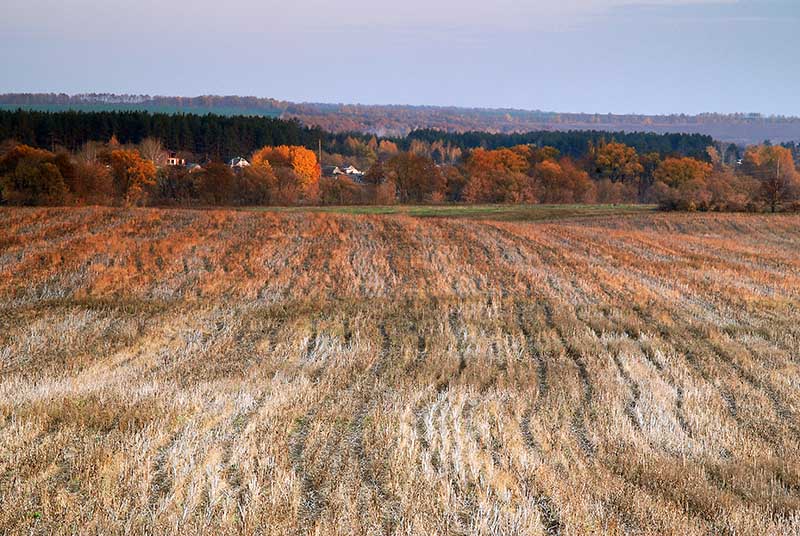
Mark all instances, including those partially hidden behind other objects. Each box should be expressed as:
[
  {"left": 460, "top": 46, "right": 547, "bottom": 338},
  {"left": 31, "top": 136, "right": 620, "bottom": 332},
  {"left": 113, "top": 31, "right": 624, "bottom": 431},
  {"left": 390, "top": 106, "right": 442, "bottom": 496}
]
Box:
[
  {"left": 592, "top": 141, "right": 644, "bottom": 184},
  {"left": 653, "top": 157, "right": 713, "bottom": 188},
  {"left": 743, "top": 145, "right": 799, "bottom": 212}
]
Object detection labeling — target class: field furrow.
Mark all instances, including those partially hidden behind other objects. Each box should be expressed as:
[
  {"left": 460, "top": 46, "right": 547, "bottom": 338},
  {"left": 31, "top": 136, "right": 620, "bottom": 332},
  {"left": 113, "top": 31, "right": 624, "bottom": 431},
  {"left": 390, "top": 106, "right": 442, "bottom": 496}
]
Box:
[{"left": 1, "top": 207, "right": 799, "bottom": 535}]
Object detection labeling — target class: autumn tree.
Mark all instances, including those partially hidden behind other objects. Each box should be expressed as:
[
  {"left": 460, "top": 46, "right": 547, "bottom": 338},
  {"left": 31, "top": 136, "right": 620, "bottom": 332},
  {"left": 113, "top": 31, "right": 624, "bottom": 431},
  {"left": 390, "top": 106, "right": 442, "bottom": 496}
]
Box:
[
  {"left": 0, "top": 145, "right": 71, "bottom": 205},
  {"left": 383, "top": 152, "right": 444, "bottom": 203},
  {"left": 252, "top": 145, "right": 320, "bottom": 202},
  {"left": 638, "top": 152, "right": 662, "bottom": 199},
  {"left": 378, "top": 140, "right": 399, "bottom": 157},
  {"left": 236, "top": 165, "right": 275, "bottom": 205},
  {"left": 363, "top": 160, "right": 385, "bottom": 185},
  {"left": 197, "top": 163, "right": 236, "bottom": 205},
  {"left": 534, "top": 158, "right": 595, "bottom": 204},
  {"left": 1, "top": 159, "right": 68, "bottom": 205},
  {"left": 431, "top": 141, "right": 462, "bottom": 165},
  {"left": 139, "top": 138, "right": 166, "bottom": 166},
  {"left": 344, "top": 136, "right": 375, "bottom": 162},
  {"left": 528, "top": 146, "right": 560, "bottom": 166},
  {"left": 109, "top": 149, "right": 157, "bottom": 206},
  {"left": 73, "top": 161, "right": 114, "bottom": 204},
  {"left": 462, "top": 148, "right": 533, "bottom": 203},
  {"left": 742, "top": 145, "right": 799, "bottom": 212},
  {"left": 408, "top": 139, "right": 432, "bottom": 158},
  {"left": 154, "top": 165, "right": 199, "bottom": 206},
  {"left": 441, "top": 165, "right": 468, "bottom": 202},
  {"left": 77, "top": 141, "right": 104, "bottom": 164},
  {"left": 319, "top": 176, "right": 366, "bottom": 205},
  {"left": 591, "top": 141, "right": 644, "bottom": 184},
  {"left": 0, "top": 144, "right": 54, "bottom": 175},
  {"left": 704, "top": 170, "right": 758, "bottom": 211},
  {"left": 653, "top": 157, "right": 713, "bottom": 188},
  {"left": 648, "top": 155, "right": 762, "bottom": 212}
]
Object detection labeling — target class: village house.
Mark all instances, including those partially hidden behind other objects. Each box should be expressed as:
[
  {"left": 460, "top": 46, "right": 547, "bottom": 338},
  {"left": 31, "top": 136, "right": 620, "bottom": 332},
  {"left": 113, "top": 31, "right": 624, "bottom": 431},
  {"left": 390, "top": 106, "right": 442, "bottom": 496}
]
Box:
[
  {"left": 340, "top": 165, "right": 365, "bottom": 177},
  {"left": 228, "top": 156, "right": 251, "bottom": 169},
  {"left": 322, "top": 164, "right": 365, "bottom": 179},
  {"left": 166, "top": 152, "right": 186, "bottom": 167}
]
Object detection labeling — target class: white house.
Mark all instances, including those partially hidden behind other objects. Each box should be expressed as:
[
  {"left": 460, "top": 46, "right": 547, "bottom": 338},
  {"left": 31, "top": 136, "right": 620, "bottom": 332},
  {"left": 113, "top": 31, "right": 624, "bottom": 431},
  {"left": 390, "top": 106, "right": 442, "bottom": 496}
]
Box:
[
  {"left": 166, "top": 152, "right": 186, "bottom": 167},
  {"left": 340, "top": 165, "right": 364, "bottom": 177},
  {"left": 229, "top": 157, "right": 251, "bottom": 169}
]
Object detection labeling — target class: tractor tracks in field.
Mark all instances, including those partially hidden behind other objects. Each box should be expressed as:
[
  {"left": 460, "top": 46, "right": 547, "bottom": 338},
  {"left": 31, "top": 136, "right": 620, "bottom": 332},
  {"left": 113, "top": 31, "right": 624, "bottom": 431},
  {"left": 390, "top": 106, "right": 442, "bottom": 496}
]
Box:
[
  {"left": 702, "top": 334, "right": 798, "bottom": 434},
  {"left": 581, "top": 314, "right": 645, "bottom": 436},
  {"left": 674, "top": 386, "right": 694, "bottom": 439},
  {"left": 289, "top": 410, "right": 327, "bottom": 534},
  {"left": 287, "top": 315, "right": 344, "bottom": 533},
  {"left": 415, "top": 394, "right": 443, "bottom": 474},
  {"left": 414, "top": 307, "right": 467, "bottom": 466},
  {"left": 148, "top": 430, "right": 182, "bottom": 516},
  {"left": 610, "top": 352, "right": 643, "bottom": 433},
  {"left": 543, "top": 298, "right": 597, "bottom": 461},
  {"left": 342, "top": 317, "right": 353, "bottom": 348},
  {"left": 515, "top": 301, "right": 549, "bottom": 455},
  {"left": 514, "top": 300, "right": 565, "bottom": 535},
  {"left": 550, "top": 299, "right": 653, "bottom": 532},
  {"left": 445, "top": 400, "right": 481, "bottom": 535},
  {"left": 410, "top": 307, "right": 495, "bottom": 534},
  {"left": 594, "top": 280, "right": 698, "bottom": 443},
  {"left": 695, "top": 340, "right": 791, "bottom": 445},
  {"left": 348, "top": 322, "right": 401, "bottom": 534},
  {"left": 448, "top": 310, "right": 468, "bottom": 385},
  {"left": 588, "top": 283, "right": 791, "bottom": 528},
  {"left": 220, "top": 392, "right": 268, "bottom": 526},
  {"left": 564, "top": 344, "right": 597, "bottom": 458},
  {"left": 304, "top": 318, "right": 328, "bottom": 382}
]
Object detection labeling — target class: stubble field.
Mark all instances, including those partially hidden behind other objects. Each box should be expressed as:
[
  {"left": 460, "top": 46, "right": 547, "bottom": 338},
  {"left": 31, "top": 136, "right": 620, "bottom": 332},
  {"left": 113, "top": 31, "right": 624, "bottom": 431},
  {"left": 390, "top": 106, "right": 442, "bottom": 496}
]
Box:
[{"left": 0, "top": 206, "right": 799, "bottom": 535}]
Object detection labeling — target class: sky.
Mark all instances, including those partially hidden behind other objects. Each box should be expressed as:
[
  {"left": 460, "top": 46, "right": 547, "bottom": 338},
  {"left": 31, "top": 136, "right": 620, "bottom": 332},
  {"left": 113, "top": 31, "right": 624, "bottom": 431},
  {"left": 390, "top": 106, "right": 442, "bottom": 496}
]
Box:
[{"left": 0, "top": 0, "right": 797, "bottom": 115}]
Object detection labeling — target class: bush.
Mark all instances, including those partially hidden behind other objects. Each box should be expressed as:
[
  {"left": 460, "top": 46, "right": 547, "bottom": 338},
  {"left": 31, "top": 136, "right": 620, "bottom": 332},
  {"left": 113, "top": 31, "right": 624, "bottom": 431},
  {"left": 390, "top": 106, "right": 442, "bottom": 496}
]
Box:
[{"left": 1, "top": 159, "right": 68, "bottom": 205}]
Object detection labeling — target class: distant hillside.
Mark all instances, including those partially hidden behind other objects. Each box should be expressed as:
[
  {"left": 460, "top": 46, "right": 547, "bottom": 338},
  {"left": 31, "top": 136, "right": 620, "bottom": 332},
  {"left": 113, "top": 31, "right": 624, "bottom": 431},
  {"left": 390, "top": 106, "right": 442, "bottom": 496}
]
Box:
[
  {"left": 0, "top": 94, "right": 283, "bottom": 118},
  {"left": 2, "top": 93, "right": 798, "bottom": 145},
  {"left": 285, "top": 104, "right": 800, "bottom": 145},
  {"left": 0, "top": 109, "right": 714, "bottom": 163}
]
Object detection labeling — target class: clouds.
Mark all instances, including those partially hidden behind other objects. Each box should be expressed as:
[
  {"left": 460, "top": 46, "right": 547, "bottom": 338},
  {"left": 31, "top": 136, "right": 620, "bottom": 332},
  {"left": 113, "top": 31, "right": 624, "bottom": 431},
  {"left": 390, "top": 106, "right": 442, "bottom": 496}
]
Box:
[{"left": 0, "top": 0, "right": 796, "bottom": 115}]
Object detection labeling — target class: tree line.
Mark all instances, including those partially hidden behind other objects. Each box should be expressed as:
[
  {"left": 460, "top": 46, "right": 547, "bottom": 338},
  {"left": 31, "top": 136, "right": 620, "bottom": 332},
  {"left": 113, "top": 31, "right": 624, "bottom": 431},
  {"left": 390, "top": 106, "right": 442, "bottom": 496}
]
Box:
[
  {"left": 1, "top": 109, "right": 798, "bottom": 212},
  {"left": 0, "top": 109, "right": 716, "bottom": 162},
  {"left": 1, "top": 137, "right": 798, "bottom": 212}
]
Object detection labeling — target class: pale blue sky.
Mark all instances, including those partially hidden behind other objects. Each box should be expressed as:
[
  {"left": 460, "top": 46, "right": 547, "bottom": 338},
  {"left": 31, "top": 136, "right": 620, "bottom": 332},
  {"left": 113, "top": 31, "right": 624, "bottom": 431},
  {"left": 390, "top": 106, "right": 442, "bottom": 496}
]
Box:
[{"left": 1, "top": 0, "right": 797, "bottom": 115}]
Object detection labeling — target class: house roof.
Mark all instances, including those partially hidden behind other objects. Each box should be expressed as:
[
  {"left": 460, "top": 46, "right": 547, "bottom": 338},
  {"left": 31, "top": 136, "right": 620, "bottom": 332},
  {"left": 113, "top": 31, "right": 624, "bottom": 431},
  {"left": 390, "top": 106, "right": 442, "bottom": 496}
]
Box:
[{"left": 229, "top": 157, "right": 250, "bottom": 166}]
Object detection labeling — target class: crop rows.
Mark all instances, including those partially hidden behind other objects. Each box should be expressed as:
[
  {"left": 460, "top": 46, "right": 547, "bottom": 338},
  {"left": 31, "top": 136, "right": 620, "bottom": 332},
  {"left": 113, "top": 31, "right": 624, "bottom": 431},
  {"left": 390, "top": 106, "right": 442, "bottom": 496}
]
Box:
[{"left": 0, "top": 207, "right": 799, "bottom": 534}]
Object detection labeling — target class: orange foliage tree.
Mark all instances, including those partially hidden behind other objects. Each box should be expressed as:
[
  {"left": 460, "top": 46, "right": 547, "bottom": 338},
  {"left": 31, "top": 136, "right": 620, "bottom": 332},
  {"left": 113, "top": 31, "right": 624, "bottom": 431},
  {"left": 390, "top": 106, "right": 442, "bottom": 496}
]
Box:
[
  {"left": 534, "top": 158, "right": 596, "bottom": 204},
  {"left": 653, "top": 157, "right": 713, "bottom": 188},
  {"left": 110, "top": 149, "right": 157, "bottom": 206},
  {"left": 252, "top": 145, "right": 320, "bottom": 202},
  {"left": 462, "top": 147, "right": 533, "bottom": 203}
]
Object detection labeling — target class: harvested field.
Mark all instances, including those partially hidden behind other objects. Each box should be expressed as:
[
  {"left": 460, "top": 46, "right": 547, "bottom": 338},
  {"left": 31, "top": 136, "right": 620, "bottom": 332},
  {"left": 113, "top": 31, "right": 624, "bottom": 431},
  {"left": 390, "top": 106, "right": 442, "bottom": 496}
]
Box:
[{"left": 1, "top": 206, "right": 799, "bottom": 535}]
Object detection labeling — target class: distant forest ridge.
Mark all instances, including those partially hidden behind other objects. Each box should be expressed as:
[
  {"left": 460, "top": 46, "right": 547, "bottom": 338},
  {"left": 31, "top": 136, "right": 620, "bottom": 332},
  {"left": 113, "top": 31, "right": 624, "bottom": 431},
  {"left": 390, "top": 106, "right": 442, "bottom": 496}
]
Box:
[
  {"left": 0, "top": 94, "right": 283, "bottom": 118},
  {"left": 3, "top": 93, "right": 800, "bottom": 145},
  {"left": 0, "top": 109, "right": 717, "bottom": 163},
  {"left": 2, "top": 93, "right": 799, "bottom": 144}
]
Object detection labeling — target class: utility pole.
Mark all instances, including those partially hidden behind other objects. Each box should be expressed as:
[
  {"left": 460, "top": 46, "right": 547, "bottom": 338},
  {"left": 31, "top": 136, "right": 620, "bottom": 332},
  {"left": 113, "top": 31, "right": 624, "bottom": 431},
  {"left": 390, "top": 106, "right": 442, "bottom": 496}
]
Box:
[{"left": 774, "top": 159, "right": 781, "bottom": 213}]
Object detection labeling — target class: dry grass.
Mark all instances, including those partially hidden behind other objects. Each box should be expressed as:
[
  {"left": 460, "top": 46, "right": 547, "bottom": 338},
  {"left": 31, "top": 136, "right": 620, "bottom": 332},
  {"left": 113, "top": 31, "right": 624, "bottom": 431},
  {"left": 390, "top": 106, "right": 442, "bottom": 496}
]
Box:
[{"left": 1, "top": 206, "right": 799, "bottom": 535}]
